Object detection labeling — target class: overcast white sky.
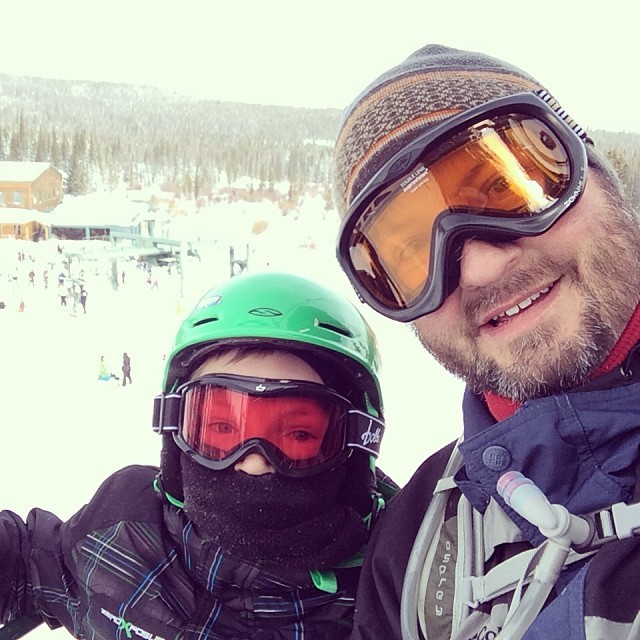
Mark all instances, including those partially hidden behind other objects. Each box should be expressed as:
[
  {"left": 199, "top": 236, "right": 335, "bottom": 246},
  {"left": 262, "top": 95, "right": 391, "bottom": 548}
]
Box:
[{"left": 2, "top": 0, "right": 638, "bottom": 133}]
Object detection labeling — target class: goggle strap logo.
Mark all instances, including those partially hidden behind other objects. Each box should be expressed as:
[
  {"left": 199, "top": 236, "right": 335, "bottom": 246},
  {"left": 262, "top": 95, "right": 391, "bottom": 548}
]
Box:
[
  {"left": 535, "top": 89, "right": 590, "bottom": 142},
  {"left": 351, "top": 410, "right": 384, "bottom": 456}
]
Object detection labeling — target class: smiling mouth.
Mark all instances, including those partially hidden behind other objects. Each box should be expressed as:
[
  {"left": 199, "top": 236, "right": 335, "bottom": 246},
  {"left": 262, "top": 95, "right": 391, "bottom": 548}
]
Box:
[{"left": 487, "top": 283, "right": 555, "bottom": 327}]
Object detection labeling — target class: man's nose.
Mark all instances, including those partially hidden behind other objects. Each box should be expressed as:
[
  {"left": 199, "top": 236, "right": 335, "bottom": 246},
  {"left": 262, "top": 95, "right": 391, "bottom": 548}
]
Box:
[
  {"left": 458, "top": 238, "right": 522, "bottom": 290},
  {"left": 234, "top": 452, "right": 277, "bottom": 476}
]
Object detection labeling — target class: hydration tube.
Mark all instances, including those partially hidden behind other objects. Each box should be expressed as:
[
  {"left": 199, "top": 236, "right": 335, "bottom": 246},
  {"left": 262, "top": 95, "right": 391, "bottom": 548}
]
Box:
[{"left": 494, "top": 472, "right": 592, "bottom": 640}]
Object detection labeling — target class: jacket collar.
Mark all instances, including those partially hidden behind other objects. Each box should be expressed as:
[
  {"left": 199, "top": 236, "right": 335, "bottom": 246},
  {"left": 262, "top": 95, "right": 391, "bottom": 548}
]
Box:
[{"left": 457, "top": 381, "right": 640, "bottom": 545}]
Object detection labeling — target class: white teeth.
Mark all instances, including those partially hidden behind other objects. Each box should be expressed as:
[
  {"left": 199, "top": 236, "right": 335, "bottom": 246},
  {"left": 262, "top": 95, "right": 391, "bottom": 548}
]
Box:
[{"left": 491, "top": 285, "right": 553, "bottom": 323}]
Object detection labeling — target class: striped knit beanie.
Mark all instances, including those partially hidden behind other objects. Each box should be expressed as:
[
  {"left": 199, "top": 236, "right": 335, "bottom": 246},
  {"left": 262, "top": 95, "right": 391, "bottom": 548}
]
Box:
[{"left": 333, "top": 44, "right": 620, "bottom": 217}]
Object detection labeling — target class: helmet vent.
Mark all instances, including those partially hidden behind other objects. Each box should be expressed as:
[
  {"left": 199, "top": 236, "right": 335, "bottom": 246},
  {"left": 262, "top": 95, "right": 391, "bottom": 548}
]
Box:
[
  {"left": 317, "top": 321, "right": 353, "bottom": 338},
  {"left": 192, "top": 318, "right": 219, "bottom": 328}
]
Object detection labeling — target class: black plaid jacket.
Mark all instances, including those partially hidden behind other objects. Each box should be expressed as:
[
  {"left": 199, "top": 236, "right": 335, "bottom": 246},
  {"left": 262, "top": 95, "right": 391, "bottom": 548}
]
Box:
[{"left": 0, "top": 465, "right": 361, "bottom": 640}]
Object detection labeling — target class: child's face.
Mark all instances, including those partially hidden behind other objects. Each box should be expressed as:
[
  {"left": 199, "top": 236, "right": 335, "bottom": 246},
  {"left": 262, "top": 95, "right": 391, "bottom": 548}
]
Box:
[{"left": 191, "top": 351, "right": 324, "bottom": 476}]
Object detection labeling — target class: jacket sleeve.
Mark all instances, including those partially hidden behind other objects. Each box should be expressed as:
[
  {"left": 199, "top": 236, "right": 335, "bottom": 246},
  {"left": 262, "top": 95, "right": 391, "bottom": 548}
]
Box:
[
  {"left": 1, "top": 466, "right": 159, "bottom": 635},
  {"left": 352, "top": 441, "right": 455, "bottom": 640}
]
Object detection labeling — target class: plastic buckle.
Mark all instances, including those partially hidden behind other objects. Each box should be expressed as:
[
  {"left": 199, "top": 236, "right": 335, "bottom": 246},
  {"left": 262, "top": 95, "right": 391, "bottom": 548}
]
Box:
[
  {"left": 611, "top": 502, "right": 640, "bottom": 539},
  {"left": 584, "top": 501, "right": 640, "bottom": 549}
]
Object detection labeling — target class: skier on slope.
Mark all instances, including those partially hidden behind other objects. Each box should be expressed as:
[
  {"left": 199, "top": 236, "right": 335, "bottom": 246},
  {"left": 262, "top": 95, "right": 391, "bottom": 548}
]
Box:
[
  {"left": 0, "top": 272, "right": 397, "bottom": 639},
  {"left": 121, "top": 352, "right": 132, "bottom": 386},
  {"left": 97, "top": 355, "right": 119, "bottom": 382}
]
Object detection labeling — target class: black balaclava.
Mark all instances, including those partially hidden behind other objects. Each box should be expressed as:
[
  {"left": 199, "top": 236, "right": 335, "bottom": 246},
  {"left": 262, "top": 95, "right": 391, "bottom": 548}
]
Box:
[{"left": 180, "top": 452, "right": 369, "bottom": 570}]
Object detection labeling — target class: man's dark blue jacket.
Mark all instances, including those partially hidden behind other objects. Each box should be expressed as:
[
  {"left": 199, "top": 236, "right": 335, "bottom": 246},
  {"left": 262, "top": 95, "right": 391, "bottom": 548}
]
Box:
[{"left": 352, "top": 375, "right": 640, "bottom": 639}]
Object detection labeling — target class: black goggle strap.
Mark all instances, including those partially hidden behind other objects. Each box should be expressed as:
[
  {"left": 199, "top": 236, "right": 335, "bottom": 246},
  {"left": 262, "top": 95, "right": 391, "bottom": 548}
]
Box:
[
  {"left": 347, "top": 409, "right": 385, "bottom": 458},
  {"left": 152, "top": 392, "right": 181, "bottom": 434},
  {"left": 534, "top": 89, "right": 592, "bottom": 144}
]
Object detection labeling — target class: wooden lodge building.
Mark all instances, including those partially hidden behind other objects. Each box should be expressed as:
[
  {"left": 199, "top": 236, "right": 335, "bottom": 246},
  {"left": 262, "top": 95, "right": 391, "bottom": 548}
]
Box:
[{"left": 0, "top": 161, "right": 64, "bottom": 241}]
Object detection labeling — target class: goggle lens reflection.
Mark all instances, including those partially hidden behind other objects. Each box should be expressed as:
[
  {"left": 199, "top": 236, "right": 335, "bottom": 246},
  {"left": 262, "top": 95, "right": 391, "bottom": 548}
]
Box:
[{"left": 346, "top": 113, "right": 572, "bottom": 312}]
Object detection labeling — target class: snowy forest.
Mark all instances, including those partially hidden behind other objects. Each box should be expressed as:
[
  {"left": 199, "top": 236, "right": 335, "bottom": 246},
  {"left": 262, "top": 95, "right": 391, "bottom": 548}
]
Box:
[
  {"left": 0, "top": 73, "right": 338, "bottom": 208},
  {"left": 0, "top": 72, "right": 639, "bottom": 212}
]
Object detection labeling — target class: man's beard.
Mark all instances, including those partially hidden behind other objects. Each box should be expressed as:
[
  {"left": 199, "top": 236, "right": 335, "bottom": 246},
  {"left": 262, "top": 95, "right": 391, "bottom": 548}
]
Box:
[
  {"left": 441, "top": 282, "right": 616, "bottom": 400},
  {"left": 413, "top": 204, "right": 640, "bottom": 402}
]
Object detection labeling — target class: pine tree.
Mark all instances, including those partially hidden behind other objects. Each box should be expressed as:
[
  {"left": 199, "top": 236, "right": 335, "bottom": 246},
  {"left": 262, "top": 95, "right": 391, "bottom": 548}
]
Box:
[
  {"left": 9, "top": 111, "right": 29, "bottom": 161},
  {"left": 68, "top": 131, "right": 90, "bottom": 195},
  {"left": 35, "top": 127, "right": 49, "bottom": 162}
]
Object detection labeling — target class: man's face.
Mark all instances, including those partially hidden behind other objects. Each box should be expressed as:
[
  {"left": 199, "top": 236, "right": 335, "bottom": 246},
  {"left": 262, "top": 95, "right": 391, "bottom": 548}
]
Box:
[{"left": 412, "top": 173, "right": 640, "bottom": 400}]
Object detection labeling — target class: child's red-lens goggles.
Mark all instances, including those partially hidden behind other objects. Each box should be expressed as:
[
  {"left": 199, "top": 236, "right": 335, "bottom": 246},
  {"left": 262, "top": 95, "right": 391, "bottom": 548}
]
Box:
[
  {"left": 152, "top": 374, "right": 384, "bottom": 477},
  {"left": 337, "top": 91, "right": 590, "bottom": 322}
]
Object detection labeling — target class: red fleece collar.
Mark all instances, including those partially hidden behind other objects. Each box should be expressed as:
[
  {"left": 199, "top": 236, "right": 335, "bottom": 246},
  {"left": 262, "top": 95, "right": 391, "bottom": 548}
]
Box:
[
  {"left": 483, "top": 393, "right": 521, "bottom": 422},
  {"left": 484, "top": 302, "right": 640, "bottom": 422}
]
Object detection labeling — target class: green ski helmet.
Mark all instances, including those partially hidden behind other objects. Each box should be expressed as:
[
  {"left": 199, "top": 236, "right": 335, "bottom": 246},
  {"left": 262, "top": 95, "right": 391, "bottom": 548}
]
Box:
[
  {"left": 155, "top": 271, "right": 386, "bottom": 513},
  {"left": 163, "top": 271, "right": 383, "bottom": 416}
]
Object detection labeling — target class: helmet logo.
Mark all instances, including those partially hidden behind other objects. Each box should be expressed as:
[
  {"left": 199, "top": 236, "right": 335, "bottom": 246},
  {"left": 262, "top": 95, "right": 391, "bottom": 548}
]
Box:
[
  {"left": 255, "top": 383, "right": 267, "bottom": 392},
  {"left": 249, "top": 307, "right": 283, "bottom": 317},
  {"left": 361, "top": 419, "right": 382, "bottom": 447}
]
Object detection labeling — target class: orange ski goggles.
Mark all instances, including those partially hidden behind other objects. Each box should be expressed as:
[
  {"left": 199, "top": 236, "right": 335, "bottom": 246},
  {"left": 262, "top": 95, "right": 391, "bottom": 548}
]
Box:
[{"left": 337, "top": 91, "right": 589, "bottom": 321}]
